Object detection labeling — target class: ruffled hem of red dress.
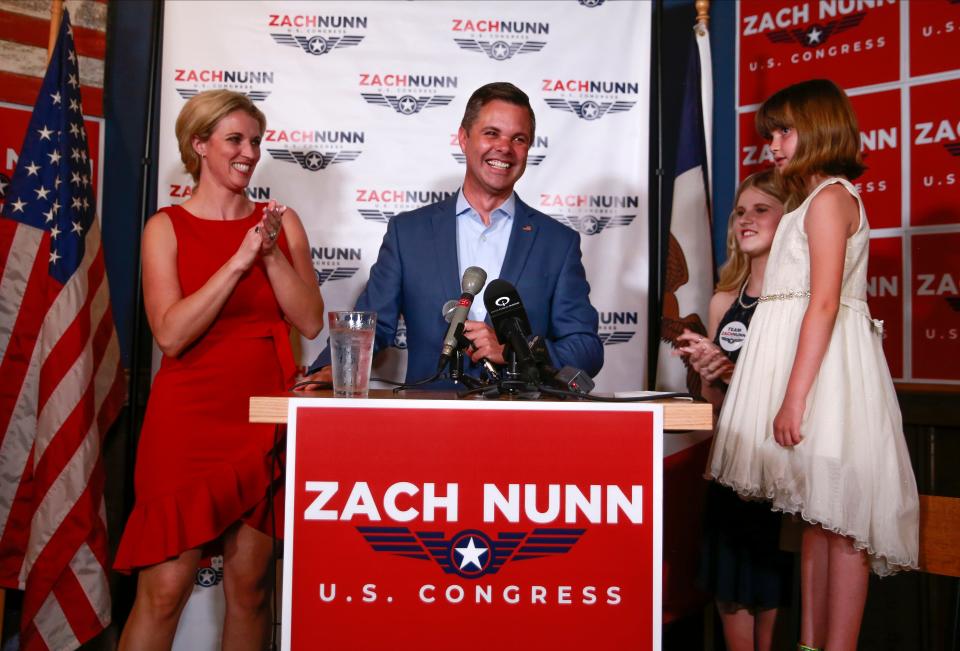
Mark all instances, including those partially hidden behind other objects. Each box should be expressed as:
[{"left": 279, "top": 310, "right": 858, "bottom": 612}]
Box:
[{"left": 113, "top": 449, "right": 282, "bottom": 573}]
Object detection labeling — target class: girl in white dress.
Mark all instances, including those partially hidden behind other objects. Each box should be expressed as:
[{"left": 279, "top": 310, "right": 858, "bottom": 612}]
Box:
[{"left": 706, "top": 79, "right": 919, "bottom": 651}]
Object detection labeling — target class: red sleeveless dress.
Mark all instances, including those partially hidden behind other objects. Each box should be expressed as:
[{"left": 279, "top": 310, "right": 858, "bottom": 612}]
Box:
[{"left": 114, "top": 203, "right": 295, "bottom": 572}]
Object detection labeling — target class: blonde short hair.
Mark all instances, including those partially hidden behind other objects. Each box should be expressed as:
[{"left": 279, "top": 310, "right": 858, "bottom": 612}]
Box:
[{"left": 175, "top": 90, "right": 266, "bottom": 182}]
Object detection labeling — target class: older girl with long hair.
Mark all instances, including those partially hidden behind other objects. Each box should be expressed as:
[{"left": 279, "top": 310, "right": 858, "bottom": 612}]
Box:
[{"left": 678, "top": 169, "right": 793, "bottom": 651}]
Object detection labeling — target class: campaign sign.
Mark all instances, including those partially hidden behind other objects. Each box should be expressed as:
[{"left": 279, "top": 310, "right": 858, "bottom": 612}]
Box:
[
  {"left": 738, "top": 0, "right": 899, "bottom": 107},
  {"left": 283, "top": 399, "right": 663, "bottom": 650},
  {"left": 911, "top": 233, "right": 960, "bottom": 382},
  {"left": 910, "top": 0, "right": 960, "bottom": 78},
  {"left": 866, "top": 237, "right": 903, "bottom": 379},
  {"left": 910, "top": 79, "right": 960, "bottom": 227}
]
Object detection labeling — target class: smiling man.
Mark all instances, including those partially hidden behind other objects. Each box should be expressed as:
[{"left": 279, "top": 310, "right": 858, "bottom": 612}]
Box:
[{"left": 302, "top": 82, "right": 602, "bottom": 387}]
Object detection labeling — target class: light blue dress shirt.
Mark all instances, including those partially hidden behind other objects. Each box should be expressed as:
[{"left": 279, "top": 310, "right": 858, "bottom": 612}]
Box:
[{"left": 455, "top": 190, "right": 515, "bottom": 322}]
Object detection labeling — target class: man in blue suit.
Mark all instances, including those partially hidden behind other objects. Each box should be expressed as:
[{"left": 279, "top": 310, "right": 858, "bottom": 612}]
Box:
[{"left": 304, "top": 82, "right": 602, "bottom": 386}]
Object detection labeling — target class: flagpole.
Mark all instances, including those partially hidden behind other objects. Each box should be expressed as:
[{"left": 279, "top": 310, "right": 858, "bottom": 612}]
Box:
[
  {"left": 46, "top": 0, "right": 64, "bottom": 63},
  {"left": 695, "top": 0, "right": 710, "bottom": 33}
]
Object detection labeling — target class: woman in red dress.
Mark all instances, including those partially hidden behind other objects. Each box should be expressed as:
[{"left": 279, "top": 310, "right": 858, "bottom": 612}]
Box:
[{"left": 115, "top": 90, "right": 323, "bottom": 650}]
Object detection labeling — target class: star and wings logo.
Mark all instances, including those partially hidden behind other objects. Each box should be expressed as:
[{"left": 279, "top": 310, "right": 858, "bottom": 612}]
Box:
[
  {"left": 544, "top": 99, "right": 635, "bottom": 122},
  {"left": 454, "top": 39, "right": 546, "bottom": 61},
  {"left": 765, "top": 12, "right": 866, "bottom": 48},
  {"left": 267, "top": 149, "right": 361, "bottom": 171},
  {"left": 270, "top": 33, "right": 364, "bottom": 56},
  {"left": 361, "top": 93, "right": 454, "bottom": 116},
  {"left": 315, "top": 267, "right": 359, "bottom": 284},
  {"left": 549, "top": 213, "right": 637, "bottom": 235},
  {"left": 176, "top": 88, "right": 271, "bottom": 102},
  {"left": 357, "top": 526, "right": 585, "bottom": 579}
]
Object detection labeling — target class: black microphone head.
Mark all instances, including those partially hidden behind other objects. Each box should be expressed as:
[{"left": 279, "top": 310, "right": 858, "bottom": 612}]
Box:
[
  {"left": 461, "top": 266, "right": 487, "bottom": 295},
  {"left": 483, "top": 279, "right": 532, "bottom": 340}
]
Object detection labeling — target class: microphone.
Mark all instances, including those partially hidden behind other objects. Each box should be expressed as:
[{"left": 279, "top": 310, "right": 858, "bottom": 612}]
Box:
[
  {"left": 441, "top": 300, "right": 500, "bottom": 381},
  {"left": 484, "top": 280, "right": 593, "bottom": 394},
  {"left": 483, "top": 279, "right": 538, "bottom": 377},
  {"left": 438, "top": 266, "right": 487, "bottom": 370}
]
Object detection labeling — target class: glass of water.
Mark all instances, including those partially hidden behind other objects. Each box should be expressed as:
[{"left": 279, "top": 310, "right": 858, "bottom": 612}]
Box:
[{"left": 328, "top": 311, "right": 377, "bottom": 398}]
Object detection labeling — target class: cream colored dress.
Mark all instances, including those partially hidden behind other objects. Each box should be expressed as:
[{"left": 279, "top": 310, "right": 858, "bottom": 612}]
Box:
[{"left": 707, "top": 177, "right": 919, "bottom": 576}]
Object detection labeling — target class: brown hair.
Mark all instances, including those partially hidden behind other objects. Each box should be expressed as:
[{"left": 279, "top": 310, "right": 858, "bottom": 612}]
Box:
[
  {"left": 175, "top": 90, "right": 266, "bottom": 182},
  {"left": 755, "top": 78, "right": 865, "bottom": 210},
  {"left": 715, "top": 168, "right": 787, "bottom": 292},
  {"left": 460, "top": 82, "right": 536, "bottom": 139}
]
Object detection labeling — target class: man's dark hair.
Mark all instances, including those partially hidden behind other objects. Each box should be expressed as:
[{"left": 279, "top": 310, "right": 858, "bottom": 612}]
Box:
[{"left": 460, "top": 82, "right": 536, "bottom": 138}]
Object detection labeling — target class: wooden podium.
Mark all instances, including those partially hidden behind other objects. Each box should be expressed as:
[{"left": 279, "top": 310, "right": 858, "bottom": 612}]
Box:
[{"left": 250, "top": 389, "right": 712, "bottom": 431}]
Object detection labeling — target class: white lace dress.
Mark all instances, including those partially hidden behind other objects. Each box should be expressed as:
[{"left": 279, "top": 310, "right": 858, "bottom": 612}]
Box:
[{"left": 707, "top": 177, "right": 919, "bottom": 576}]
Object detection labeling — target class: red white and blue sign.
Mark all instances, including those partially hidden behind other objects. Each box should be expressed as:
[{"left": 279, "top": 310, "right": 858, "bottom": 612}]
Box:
[{"left": 283, "top": 399, "right": 663, "bottom": 650}]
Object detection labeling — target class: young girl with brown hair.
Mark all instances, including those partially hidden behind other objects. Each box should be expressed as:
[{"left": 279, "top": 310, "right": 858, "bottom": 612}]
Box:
[{"left": 707, "top": 79, "right": 919, "bottom": 651}]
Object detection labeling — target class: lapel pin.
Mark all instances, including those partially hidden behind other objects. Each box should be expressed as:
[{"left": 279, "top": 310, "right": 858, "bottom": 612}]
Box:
[{"left": 522, "top": 224, "right": 533, "bottom": 232}]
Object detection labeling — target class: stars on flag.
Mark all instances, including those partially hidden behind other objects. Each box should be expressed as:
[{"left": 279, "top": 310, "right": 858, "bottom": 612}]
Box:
[{"left": 0, "top": 26, "right": 95, "bottom": 283}]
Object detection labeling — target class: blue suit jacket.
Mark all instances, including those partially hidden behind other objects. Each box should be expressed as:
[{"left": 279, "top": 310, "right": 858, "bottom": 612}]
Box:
[{"left": 310, "top": 194, "right": 603, "bottom": 384}]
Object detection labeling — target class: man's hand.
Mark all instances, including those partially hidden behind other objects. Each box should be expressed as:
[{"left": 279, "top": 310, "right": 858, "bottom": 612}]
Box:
[
  {"left": 462, "top": 320, "right": 506, "bottom": 365},
  {"left": 294, "top": 366, "right": 332, "bottom": 391}
]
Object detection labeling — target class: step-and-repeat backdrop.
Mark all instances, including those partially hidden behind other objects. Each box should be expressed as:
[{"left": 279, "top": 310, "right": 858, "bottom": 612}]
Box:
[
  {"left": 737, "top": 0, "right": 960, "bottom": 385},
  {"left": 157, "top": 2, "right": 652, "bottom": 647},
  {"left": 157, "top": 0, "right": 651, "bottom": 395}
]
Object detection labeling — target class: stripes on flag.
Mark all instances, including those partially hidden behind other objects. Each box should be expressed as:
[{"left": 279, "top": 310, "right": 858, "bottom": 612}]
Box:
[
  {"left": 0, "top": 8, "right": 123, "bottom": 650},
  {"left": 0, "top": 0, "right": 107, "bottom": 116}
]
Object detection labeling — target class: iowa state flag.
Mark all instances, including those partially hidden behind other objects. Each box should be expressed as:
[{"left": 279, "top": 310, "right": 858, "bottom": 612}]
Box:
[{"left": 657, "top": 26, "right": 714, "bottom": 396}]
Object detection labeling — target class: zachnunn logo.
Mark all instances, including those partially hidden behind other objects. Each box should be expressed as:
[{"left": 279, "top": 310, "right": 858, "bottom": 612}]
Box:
[
  {"left": 173, "top": 69, "right": 273, "bottom": 102},
  {"left": 542, "top": 79, "right": 639, "bottom": 121},
  {"left": 358, "top": 526, "right": 584, "bottom": 579},
  {"left": 599, "top": 311, "right": 639, "bottom": 346},
  {"left": 170, "top": 182, "right": 271, "bottom": 202},
  {"left": 360, "top": 73, "right": 456, "bottom": 116},
  {"left": 268, "top": 14, "right": 366, "bottom": 56},
  {"left": 452, "top": 18, "right": 548, "bottom": 61},
  {"left": 451, "top": 133, "right": 548, "bottom": 166},
  {"left": 355, "top": 188, "right": 455, "bottom": 224},
  {"left": 540, "top": 193, "right": 639, "bottom": 235},
  {"left": 765, "top": 12, "right": 866, "bottom": 47},
  {"left": 578, "top": 0, "right": 605, "bottom": 6},
  {"left": 311, "top": 246, "right": 361, "bottom": 285},
  {"left": 265, "top": 128, "right": 364, "bottom": 172},
  {"left": 194, "top": 556, "right": 224, "bottom": 588}
]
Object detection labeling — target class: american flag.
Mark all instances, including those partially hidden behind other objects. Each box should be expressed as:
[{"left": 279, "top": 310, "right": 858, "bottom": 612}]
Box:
[{"left": 0, "top": 10, "right": 124, "bottom": 651}]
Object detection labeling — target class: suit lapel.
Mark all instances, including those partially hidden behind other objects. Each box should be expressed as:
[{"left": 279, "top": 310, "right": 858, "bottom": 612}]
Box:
[
  {"left": 498, "top": 196, "right": 539, "bottom": 286},
  {"left": 431, "top": 195, "right": 462, "bottom": 301}
]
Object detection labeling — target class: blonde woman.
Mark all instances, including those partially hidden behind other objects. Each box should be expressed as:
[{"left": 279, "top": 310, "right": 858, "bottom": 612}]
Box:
[{"left": 115, "top": 90, "right": 323, "bottom": 650}]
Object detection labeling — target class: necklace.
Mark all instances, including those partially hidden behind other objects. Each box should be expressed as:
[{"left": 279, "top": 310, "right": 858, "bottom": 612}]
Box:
[{"left": 738, "top": 276, "right": 758, "bottom": 309}]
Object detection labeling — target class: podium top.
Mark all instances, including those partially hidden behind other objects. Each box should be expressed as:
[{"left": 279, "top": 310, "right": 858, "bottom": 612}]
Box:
[{"left": 250, "top": 390, "right": 713, "bottom": 431}]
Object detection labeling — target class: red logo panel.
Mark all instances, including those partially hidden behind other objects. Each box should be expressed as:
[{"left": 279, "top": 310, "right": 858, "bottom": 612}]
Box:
[
  {"left": 739, "top": 0, "right": 899, "bottom": 107},
  {"left": 910, "top": 0, "right": 960, "bottom": 77},
  {"left": 285, "top": 402, "right": 660, "bottom": 650},
  {"left": 867, "top": 237, "right": 903, "bottom": 378},
  {"left": 910, "top": 80, "right": 960, "bottom": 227},
  {"left": 911, "top": 233, "right": 960, "bottom": 381}
]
